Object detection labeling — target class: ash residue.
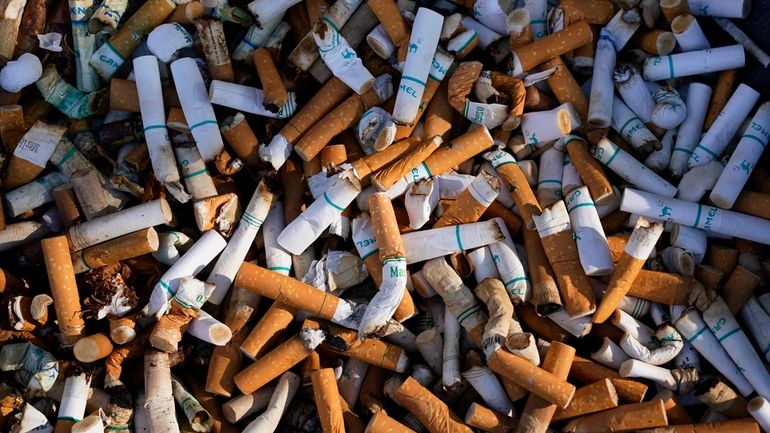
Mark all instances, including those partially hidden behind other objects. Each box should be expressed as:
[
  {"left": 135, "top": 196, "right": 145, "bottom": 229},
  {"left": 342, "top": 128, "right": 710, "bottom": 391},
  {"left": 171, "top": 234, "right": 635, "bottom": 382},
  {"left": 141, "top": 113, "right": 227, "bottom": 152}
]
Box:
[{"left": 80, "top": 264, "right": 138, "bottom": 319}]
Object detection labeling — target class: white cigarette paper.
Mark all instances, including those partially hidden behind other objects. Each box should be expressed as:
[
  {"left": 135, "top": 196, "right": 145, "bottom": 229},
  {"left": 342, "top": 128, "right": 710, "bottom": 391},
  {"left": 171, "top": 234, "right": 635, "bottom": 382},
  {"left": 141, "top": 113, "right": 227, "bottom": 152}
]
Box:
[
  {"left": 688, "top": 0, "right": 751, "bottom": 18},
  {"left": 642, "top": 44, "right": 745, "bottom": 81},
  {"left": 587, "top": 30, "right": 618, "bottom": 128},
  {"left": 263, "top": 201, "right": 292, "bottom": 275},
  {"left": 147, "top": 23, "right": 193, "bottom": 63},
  {"left": 314, "top": 18, "right": 374, "bottom": 94},
  {"left": 68, "top": 199, "right": 172, "bottom": 251},
  {"left": 144, "top": 351, "right": 179, "bottom": 433},
  {"left": 489, "top": 218, "right": 529, "bottom": 304},
  {"left": 462, "top": 365, "right": 515, "bottom": 416},
  {"left": 392, "top": 7, "right": 444, "bottom": 124},
  {"left": 58, "top": 373, "right": 90, "bottom": 424},
  {"left": 611, "top": 95, "right": 659, "bottom": 153},
  {"left": 401, "top": 220, "right": 504, "bottom": 264},
  {"left": 669, "top": 83, "right": 712, "bottom": 177},
  {"left": 5, "top": 171, "right": 68, "bottom": 217},
  {"left": 672, "top": 15, "right": 710, "bottom": 51},
  {"left": 565, "top": 186, "right": 614, "bottom": 276},
  {"left": 170, "top": 58, "right": 225, "bottom": 161},
  {"left": 442, "top": 304, "right": 462, "bottom": 389},
  {"left": 593, "top": 138, "right": 677, "bottom": 197},
  {"left": 222, "top": 385, "right": 275, "bottom": 423}
]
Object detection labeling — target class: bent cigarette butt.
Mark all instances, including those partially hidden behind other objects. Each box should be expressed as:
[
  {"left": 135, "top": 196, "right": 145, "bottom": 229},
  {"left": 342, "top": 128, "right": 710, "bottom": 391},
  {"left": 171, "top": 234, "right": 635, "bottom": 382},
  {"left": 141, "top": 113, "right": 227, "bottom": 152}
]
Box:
[
  {"left": 464, "top": 402, "right": 517, "bottom": 433},
  {"left": 517, "top": 341, "right": 576, "bottom": 433},
  {"left": 553, "top": 379, "right": 619, "bottom": 422},
  {"left": 393, "top": 376, "right": 473, "bottom": 433},
  {"left": 312, "top": 368, "right": 346, "bottom": 433}
]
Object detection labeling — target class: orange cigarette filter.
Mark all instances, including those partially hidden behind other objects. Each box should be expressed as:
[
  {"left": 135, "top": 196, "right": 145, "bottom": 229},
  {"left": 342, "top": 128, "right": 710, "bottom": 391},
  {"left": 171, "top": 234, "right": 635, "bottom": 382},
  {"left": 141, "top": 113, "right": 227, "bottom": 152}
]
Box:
[
  {"left": 221, "top": 113, "right": 260, "bottom": 165},
  {"left": 565, "top": 136, "right": 615, "bottom": 205},
  {"left": 607, "top": 233, "right": 629, "bottom": 262},
  {"left": 253, "top": 48, "right": 288, "bottom": 111},
  {"left": 487, "top": 348, "right": 576, "bottom": 409},
  {"left": 654, "top": 390, "right": 695, "bottom": 425},
  {"left": 515, "top": 303, "right": 570, "bottom": 343},
  {"left": 569, "top": 356, "right": 648, "bottom": 403},
  {"left": 73, "top": 333, "right": 114, "bottom": 363},
  {"left": 522, "top": 227, "right": 562, "bottom": 315},
  {"left": 71, "top": 228, "right": 159, "bottom": 273},
  {"left": 367, "top": 0, "right": 409, "bottom": 48},
  {"left": 280, "top": 156, "right": 305, "bottom": 224},
  {"left": 494, "top": 162, "right": 541, "bottom": 229},
  {"left": 563, "top": 400, "right": 668, "bottom": 433},
  {"left": 557, "top": 0, "right": 615, "bottom": 25},
  {"left": 304, "top": 320, "right": 407, "bottom": 372},
  {"left": 109, "top": 79, "right": 140, "bottom": 112},
  {"left": 722, "top": 266, "right": 760, "bottom": 315},
  {"left": 660, "top": 0, "right": 691, "bottom": 23},
  {"left": 166, "top": 1, "right": 207, "bottom": 24},
  {"left": 371, "top": 137, "right": 441, "bottom": 191},
  {"left": 694, "top": 264, "right": 724, "bottom": 291},
  {"left": 393, "top": 376, "right": 474, "bottom": 433},
  {"left": 639, "top": 418, "right": 759, "bottom": 433},
  {"left": 704, "top": 69, "right": 737, "bottom": 130},
  {"left": 351, "top": 137, "right": 419, "bottom": 183},
  {"left": 294, "top": 86, "right": 383, "bottom": 162},
  {"left": 483, "top": 201, "right": 523, "bottom": 236},
  {"left": 707, "top": 245, "right": 739, "bottom": 276},
  {"left": 638, "top": 29, "right": 676, "bottom": 56},
  {"left": 423, "top": 125, "right": 494, "bottom": 177},
  {"left": 423, "top": 80, "right": 453, "bottom": 141},
  {"left": 280, "top": 77, "right": 352, "bottom": 144},
  {"left": 240, "top": 302, "right": 296, "bottom": 360},
  {"left": 514, "top": 21, "right": 594, "bottom": 72},
  {"left": 366, "top": 410, "right": 417, "bottom": 433},
  {"left": 233, "top": 333, "right": 313, "bottom": 395},
  {"left": 52, "top": 185, "right": 82, "bottom": 228},
  {"left": 464, "top": 403, "right": 518, "bottom": 433},
  {"left": 733, "top": 191, "right": 770, "bottom": 219},
  {"left": 206, "top": 328, "right": 248, "bottom": 397},
  {"left": 539, "top": 227, "right": 596, "bottom": 317},
  {"left": 509, "top": 19, "right": 533, "bottom": 49},
  {"left": 542, "top": 57, "right": 588, "bottom": 123},
  {"left": 41, "top": 235, "right": 86, "bottom": 345},
  {"left": 433, "top": 172, "right": 499, "bottom": 228},
  {"left": 320, "top": 144, "right": 348, "bottom": 169},
  {"left": 626, "top": 269, "right": 693, "bottom": 305},
  {"left": 552, "top": 379, "right": 619, "bottom": 422},
  {"left": 312, "top": 368, "right": 346, "bottom": 433},
  {"left": 517, "top": 341, "right": 576, "bottom": 433},
  {"left": 0, "top": 105, "right": 25, "bottom": 152},
  {"left": 150, "top": 299, "right": 197, "bottom": 352}
]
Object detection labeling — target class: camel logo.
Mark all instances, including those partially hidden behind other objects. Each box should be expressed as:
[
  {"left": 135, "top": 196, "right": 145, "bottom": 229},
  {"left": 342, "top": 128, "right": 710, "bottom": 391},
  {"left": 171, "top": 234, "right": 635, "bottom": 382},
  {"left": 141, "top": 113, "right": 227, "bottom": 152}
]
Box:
[
  {"left": 527, "top": 132, "right": 538, "bottom": 144},
  {"left": 740, "top": 160, "right": 752, "bottom": 173},
  {"left": 342, "top": 49, "right": 355, "bottom": 59},
  {"left": 408, "top": 43, "right": 418, "bottom": 53},
  {"left": 699, "top": 5, "right": 710, "bottom": 15},
  {"left": 659, "top": 206, "right": 672, "bottom": 218}
]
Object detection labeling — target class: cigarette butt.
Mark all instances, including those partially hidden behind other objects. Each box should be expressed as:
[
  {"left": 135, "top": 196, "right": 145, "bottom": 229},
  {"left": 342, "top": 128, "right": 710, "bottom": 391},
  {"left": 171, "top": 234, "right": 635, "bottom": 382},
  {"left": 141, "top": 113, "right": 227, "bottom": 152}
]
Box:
[
  {"left": 626, "top": 269, "right": 693, "bottom": 305},
  {"left": 517, "top": 341, "right": 576, "bottom": 433},
  {"left": 371, "top": 137, "right": 441, "bottom": 192},
  {"left": 553, "top": 379, "right": 619, "bottom": 422},
  {"left": 396, "top": 79, "right": 444, "bottom": 142},
  {"left": 464, "top": 403, "right": 518, "bottom": 433},
  {"left": 41, "top": 235, "right": 86, "bottom": 345},
  {"left": 638, "top": 29, "right": 676, "bottom": 55},
  {"left": 320, "top": 145, "right": 348, "bottom": 169},
  {"left": 393, "top": 376, "right": 473, "bottom": 433},
  {"left": 513, "top": 21, "right": 593, "bottom": 73},
  {"left": 565, "top": 136, "right": 614, "bottom": 205},
  {"left": 253, "top": 48, "right": 288, "bottom": 111},
  {"left": 424, "top": 125, "right": 494, "bottom": 180},
  {"left": 304, "top": 320, "right": 409, "bottom": 372},
  {"left": 660, "top": 0, "right": 691, "bottom": 22},
  {"left": 240, "top": 302, "right": 296, "bottom": 360},
  {"left": 694, "top": 264, "right": 724, "bottom": 290},
  {"left": 482, "top": 201, "right": 523, "bottom": 236},
  {"left": 52, "top": 185, "right": 83, "bottom": 229},
  {"left": 509, "top": 9, "right": 534, "bottom": 49},
  {"left": 352, "top": 137, "right": 419, "bottom": 184},
  {"left": 71, "top": 228, "right": 159, "bottom": 274},
  {"left": 0, "top": 104, "right": 25, "bottom": 151},
  {"left": 636, "top": 419, "right": 760, "bottom": 433},
  {"left": 311, "top": 368, "right": 346, "bottom": 433},
  {"left": 733, "top": 191, "right": 770, "bottom": 219},
  {"left": 109, "top": 79, "right": 140, "bottom": 112},
  {"left": 233, "top": 334, "right": 313, "bottom": 395},
  {"left": 434, "top": 171, "right": 499, "bottom": 228},
  {"left": 366, "top": 410, "right": 418, "bottom": 433},
  {"left": 653, "top": 390, "right": 694, "bottom": 425},
  {"left": 194, "top": 19, "right": 234, "bottom": 82},
  {"left": 722, "top": 266, "right": 760, "bottom": 315},
  {"left": 704, "top": 69, "right": 738, "bottom": 130},
  {"left": 193, "top": 193, "right": 240, "bottom": 235},
  {"left": 167, "top": 1, "right": 207, "bottom": 24},
  {"left": 109, "top": 314, "right": 137, "bottom": 345},
  {"left": 279, "top": 77, "right": 352, "bottom": 145},
  {"left": 166, "top": 107, "right": 189, "bottom": 133},
  {"left": 569, "top": 356, "right": 648, "bottom": 403},
  {"left": 557, "top": 0, "right": 615, "bottom": 25},
  {"left": 5, "top": 121, "right": 67, "bottom": 190},
  {"left": 73, "top": 333, "right": 114, "bottom": 363},
  {"left": 487, "top": 348, "right": 576, "bottom": 409},
  {"left": 563, "top": 400, "right": 668, "bottom": 433},
  {"left": 707, "top": 245, "right": 739, "bottom": 276},
  {"left": 594, "top": 219, "right": 663, "bottom": 323},
  {"left": 542, "top": 57, "right": 588, "bottom": 123},
  {"left": 521, "top": 228, "right": 561, "bottom": 315},
  {"left": 220, "top": 113, "right": 260, "bottom": 165},
  {"left": 515, "top": 303, "right": 570, "bottom": 343},
  {"left": 206, "top": 328, "right": 248, "bottom": 397},
  {"left": 484, "top": 150, "right": 541, "bottom": 229}
]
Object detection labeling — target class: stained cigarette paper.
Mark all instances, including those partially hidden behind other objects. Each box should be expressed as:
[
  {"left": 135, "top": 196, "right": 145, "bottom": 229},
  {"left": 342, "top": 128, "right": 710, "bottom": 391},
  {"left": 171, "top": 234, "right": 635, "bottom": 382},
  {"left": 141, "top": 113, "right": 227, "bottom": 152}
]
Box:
[
  {"left": 401, "top": 220, "right": 504, "bottom": 264},
  {"left": 688, "top": 0, "right": 750, "bottom": 18},
  {"left": 171, "top": 58, "right": 224, "bottom": 162},
  {"left": 314, "top": 18, "right": 374, "bottom": 95},
  {"left": 587, "top": 30, "right": 617, "bottom": 128},
  {"left": 242, "top": 372, "right": 299, "bottom": 433},
  {"left": 533, "top": 201, "right": 596, "bottom": 318},
  {"left": 565, "top": 186, "right": 614, "bottom": 276},
  {"left": 643, "top": 44, "right": 745, "bottom": 81},
  {"left": 144, "top": 351, "right": 179, "bottom": 433},
  {"left": 621, "top": 188, "right": 770, "bottom": 245},
  {"left": 611, "top": 95, "right": 660, "bottom": 154},
  {"left": 392, "top": 8, "right": 443, "bottom": 125},
  {"left": 593, "top": 138, "right": 677, "bottom": 198}
]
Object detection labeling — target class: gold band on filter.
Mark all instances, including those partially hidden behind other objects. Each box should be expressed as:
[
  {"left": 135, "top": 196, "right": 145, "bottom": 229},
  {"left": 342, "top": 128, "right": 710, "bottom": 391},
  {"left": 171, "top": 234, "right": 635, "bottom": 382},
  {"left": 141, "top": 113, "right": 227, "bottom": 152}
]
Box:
[
  {"left": 514, "top": 21, "right": 593, "bottom": 72},
  {"left": 626, "top": 269, "right": 693, "bottom": 305},
  {"left": 563, "top": 400, "right": 668, "bottom": 433},
  {"left": 367, "top": 410, "right": 417, "bottom": 433},
  {"left": 280, "top": 77, "right": 352, "bottom": 144},
  {"left": 294, "top": 87, "right": 383, "bottom": 162},
  {"left": 233, "top": 334, "right": 312, "bottom": 395},
  {"left": 240, "top": 302, "right": 296, "bottom": 360},
  {"left": 540, "top": 230, "right": 596, "bottom": 317},
  {"left": 704, "top": 69, "right": 737, "bottom": 130},
  {"left": 70, "top": 228, "right": 159, "bottom": 273},
  {"left": 660, "top": 0, "right": 691, "bottom": 22},
  {"left": 569, "top": 356, "right": 648, "bottom": 403},
  {"left": 41, "top": 235, "right": 86, "bottom": 345},
  {"left": 107, "top": 0, "right": 176, "bottom": 58},
  {"left": 371, "top": 138, "right": 440, "bottom": 191},
  {"left": 565, "top": 137, "right": 614, "bottom": 205},
  {"left": 553, "top": 379, "right": 619, "bottom": 422},
  {"left": 394, "top": 376, "right": 473, "bottom": 433},
  {"left": 593, "top": 253, "right": 647, "bottom": 323},
  {"left": 235, "top": 262, "right": 341, "bottom": 321},
  {"left": 423, "top": 126, "right": 494, "bottom": 177},
  {"left": 434, "top": 172, "right": 498, "bottom": 228},
  {"left": 253, "top": 48, "right": 288, "bottom": 111},
  {"left": 487, "top": 348, "right": 576, "bottom": 409},
  {"left": 542, "top": 57, "right": 588, "bottom": 123},
  {"left": 464, "top": 403, "right": 517, "bottom": 433},
  {"left": 722, "top": 266, "right": 760, "bottom": 315},
  {"left": 311, "top": 368, "right": 346, "bottom": 433},
  {"left": 517, "top": 342, "right": 576, "bottom": 433},
  {"left": 221, "top": 114, "right": 260, "bottom": 165}
]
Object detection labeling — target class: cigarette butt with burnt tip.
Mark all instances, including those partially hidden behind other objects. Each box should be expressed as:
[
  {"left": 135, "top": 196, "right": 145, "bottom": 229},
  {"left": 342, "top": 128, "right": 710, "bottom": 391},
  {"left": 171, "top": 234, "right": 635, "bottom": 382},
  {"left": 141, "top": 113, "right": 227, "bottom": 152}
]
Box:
[
  {"left": 253, "top": 48, "right": 288, "bottom": 112},
  {"left": 42, "top": 235, "right": 86, "bottom": 345}
]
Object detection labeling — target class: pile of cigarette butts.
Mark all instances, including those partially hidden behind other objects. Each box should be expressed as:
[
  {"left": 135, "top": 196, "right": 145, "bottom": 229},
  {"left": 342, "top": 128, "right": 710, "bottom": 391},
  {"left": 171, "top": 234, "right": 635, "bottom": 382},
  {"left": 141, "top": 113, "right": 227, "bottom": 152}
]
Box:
[{"left": 6, "top": 0, "right": 770, "bottom": 432}]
